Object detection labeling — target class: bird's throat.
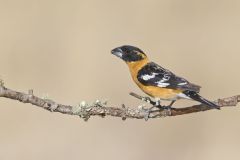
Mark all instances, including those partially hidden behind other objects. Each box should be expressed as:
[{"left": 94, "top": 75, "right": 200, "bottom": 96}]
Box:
[
  {"left": 126, "top": 58, "right": 149, "bottom": 81},
  {"left": 126, "top": 58, "right": 149, "bottom": 72}
]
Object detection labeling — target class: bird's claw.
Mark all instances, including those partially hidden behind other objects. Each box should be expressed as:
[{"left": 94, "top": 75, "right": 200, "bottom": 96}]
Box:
[
  {"left": 143, "top": 105, "right": 172, "bottom": 120},
  {"left": 156, "top": 105, "right": 172, "bottom": 110},
  {"left": 143, "top": 105, "right": 159, "bottom": 121}
]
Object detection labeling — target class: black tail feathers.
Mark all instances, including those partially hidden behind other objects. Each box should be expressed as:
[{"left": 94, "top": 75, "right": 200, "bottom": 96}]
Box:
[{"left": 183, "top": 90, "right": 220, "bottom": 109}]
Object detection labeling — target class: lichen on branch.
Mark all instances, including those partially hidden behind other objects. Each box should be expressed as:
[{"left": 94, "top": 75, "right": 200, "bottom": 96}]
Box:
[{"left": 0, "top": 81, "right": 239, "bottom": 121}]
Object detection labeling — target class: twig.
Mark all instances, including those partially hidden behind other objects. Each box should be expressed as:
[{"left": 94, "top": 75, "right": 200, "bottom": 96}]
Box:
[
  {"left": 129, "top": 92, "right": 240, "bottom": 116},
  {"left": 0, "top": 82, "right": 239, "bottom": 120}
]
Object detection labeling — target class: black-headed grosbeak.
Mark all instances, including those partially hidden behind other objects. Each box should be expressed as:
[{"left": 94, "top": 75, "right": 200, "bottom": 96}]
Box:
[{"left": 111, "top": 45, "right": 219, "bottom": 109}]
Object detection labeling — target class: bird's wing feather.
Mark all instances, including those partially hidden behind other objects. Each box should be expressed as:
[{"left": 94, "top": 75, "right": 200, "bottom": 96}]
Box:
[{"left": 137, "top": 62, "right": 201, "bottom": 92}]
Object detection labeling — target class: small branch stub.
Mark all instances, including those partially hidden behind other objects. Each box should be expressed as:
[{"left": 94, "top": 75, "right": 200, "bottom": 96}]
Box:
[{"left": 0, "top": 79, "right": 4, "bottom": 87}]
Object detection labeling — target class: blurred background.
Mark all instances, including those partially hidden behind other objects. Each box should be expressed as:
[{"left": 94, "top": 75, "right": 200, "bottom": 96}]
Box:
[{"left": 0, "top": 0, "right": 240, "bottom": 160}]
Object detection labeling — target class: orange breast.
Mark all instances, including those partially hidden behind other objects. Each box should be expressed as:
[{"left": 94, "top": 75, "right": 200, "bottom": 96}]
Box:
[{"left": 126, "top": 59, "right": 182, "bottom": 100}]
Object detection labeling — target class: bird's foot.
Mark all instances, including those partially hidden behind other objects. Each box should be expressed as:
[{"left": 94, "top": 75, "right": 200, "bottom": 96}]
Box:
[
  {"left": 154, "top": 100, "right": 175, "bottom": 111},
  {"left": 156, "top": 105, "right": 172, "bottom": 110},
  {"left": 143, "top": 104, "right": 161, "bottom": 121},
  {"left": 144, "top": 104, "right": 173, "bottom": 121}
]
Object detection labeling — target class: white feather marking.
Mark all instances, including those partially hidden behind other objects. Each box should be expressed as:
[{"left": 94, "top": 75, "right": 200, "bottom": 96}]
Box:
[
  {"left": 141, "top": 73, "right": 158, "bottom": 80},
  {"left": 161, "top": 74, "right": 170, "bottom": 82},
  {"left": 154, "top": 74, "right": 170, "bottom": 87},
  {"left": 156, "top": 82, "right": 170, "bottom": 87},
  {"left": 178, "top": 82, "right": 187, "bottom": 86},
  {"left": 178, "top": 93, "right": 191, "bottom": 99}
]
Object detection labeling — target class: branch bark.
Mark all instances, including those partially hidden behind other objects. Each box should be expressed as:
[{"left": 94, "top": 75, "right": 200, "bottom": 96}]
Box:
[{"left": 0, "top": 82, "right": 239, "bottom": 120}]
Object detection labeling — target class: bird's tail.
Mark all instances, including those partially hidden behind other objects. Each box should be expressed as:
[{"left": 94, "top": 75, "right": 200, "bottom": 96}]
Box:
[{"left": 183, "top": 90, "right": 220, "bottom": 109}]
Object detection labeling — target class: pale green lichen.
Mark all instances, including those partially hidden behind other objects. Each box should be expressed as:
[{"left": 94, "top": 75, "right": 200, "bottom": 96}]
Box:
[
  {"left": 93, "top": 99, "right": 108, "bottom": 107},
  {"left": 72, "top": 99, "right": 108, "bottom": 121},
  {"left": 41, "top": 93, "right": 50, "bottom": 100},
  {"left": 137, "top": 104, "right": 146, "bottom": 110},
  {"left": 73, "top": 101, "right": 92, "bottom": 121},
  {"left": 136, "top": 101, "right": 172, "bottom": 120}
]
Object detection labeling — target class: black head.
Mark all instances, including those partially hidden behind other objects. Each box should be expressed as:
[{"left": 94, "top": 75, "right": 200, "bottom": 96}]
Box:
[{"left": 111, "top": 45, "right": 146, "bottom": 62}]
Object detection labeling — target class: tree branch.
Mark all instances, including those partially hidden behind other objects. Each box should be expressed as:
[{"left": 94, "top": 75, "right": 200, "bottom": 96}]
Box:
[{"left": 0, "top": 81, "right": 239, "bottom": 120}]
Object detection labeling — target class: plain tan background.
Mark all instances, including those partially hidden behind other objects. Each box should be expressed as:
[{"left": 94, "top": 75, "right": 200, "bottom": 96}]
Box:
[{"left": 0, "top": 0, "right": 240, "bottom": 160}]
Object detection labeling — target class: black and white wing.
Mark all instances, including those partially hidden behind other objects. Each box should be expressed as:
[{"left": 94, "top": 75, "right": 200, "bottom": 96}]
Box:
[{"left": 137, "top": 62, "right": 200, "bottom": 92}]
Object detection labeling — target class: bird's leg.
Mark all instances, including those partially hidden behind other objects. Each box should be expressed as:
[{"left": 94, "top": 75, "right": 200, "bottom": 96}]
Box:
[
  {"left": 144, "top": 100, "right": 175, "bottom": 120},
  {"left": 169, "top": 100, "right": 176, "bottom": 107},
  {"left": 155, "top": 99, "right": 161, "bottom": 106},
  {"left": 143, "top": 99, "right": 163, "bottom": 120},
  {"left": 161, "top": 100, "right": 176, "bottom": 110}
]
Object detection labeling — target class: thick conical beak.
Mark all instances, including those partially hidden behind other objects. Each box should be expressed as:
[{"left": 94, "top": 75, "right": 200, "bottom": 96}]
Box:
[{"left": 111, "top": 47, "right": 123, "bottom": 59}]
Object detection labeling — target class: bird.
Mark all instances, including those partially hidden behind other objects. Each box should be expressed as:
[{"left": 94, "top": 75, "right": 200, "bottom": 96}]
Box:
[{"left": 111, "top": 45, "right": 219, "bottom": 110}]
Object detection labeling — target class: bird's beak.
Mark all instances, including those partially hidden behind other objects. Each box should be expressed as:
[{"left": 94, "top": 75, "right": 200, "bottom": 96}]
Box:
[{"left": 111, "top": 47, "right": 123, "bottom": 59}]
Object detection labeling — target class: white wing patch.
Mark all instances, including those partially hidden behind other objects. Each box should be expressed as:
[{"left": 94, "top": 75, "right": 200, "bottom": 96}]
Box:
[
  {"left": 178, "top": 82, "right": 187, "bottom": 86},
  {"left": 141, "top": 73, "right": 158, "bottom": 80},
  {"left": 155, "top": 74, "right": 170, "bottom": 87},
  {"left": 156, "top": 82, "right": 170, "bottom": 87}
]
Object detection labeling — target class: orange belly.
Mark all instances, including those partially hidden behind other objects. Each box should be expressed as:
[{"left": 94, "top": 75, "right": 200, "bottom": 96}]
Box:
[{"left": 136, "top": 83, "right": 182, "bottom": 100}]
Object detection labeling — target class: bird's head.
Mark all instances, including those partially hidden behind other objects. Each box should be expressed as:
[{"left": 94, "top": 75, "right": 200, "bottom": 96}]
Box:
[{"left": 111, "top": 45, "right": 147, "bottom": 62}]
